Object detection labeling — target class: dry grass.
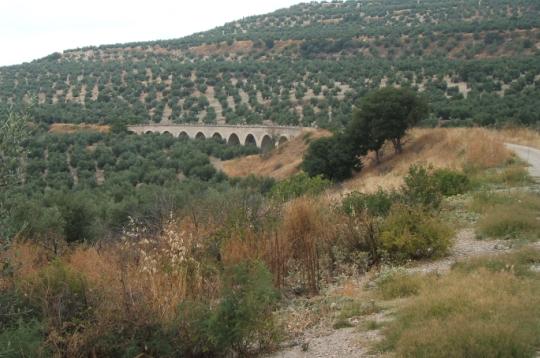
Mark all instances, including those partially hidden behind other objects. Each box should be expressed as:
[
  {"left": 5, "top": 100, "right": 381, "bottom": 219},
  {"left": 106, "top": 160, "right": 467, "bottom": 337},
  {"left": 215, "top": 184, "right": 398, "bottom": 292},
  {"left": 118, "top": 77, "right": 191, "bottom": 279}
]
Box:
[
  {"left": 474, "top": 192, "right": 540, "bottom": 240},
  {"left": 1, "top": 197, "right": 344, "bottom": 356},
  {"left": 343, "top": 128, "right": 512, "bottom": 193},
  {"left": 3, "top": 242, "right": 51, "bottom": 280},
  {"left": 381, "top": 249, "right": 540, "bottom": 357},
  {"left": 222, "top": 127, "right": 530, "bottom": 192},
  {"left": 221, "top": 129, "right": 331, "bottom": 180},
  {"left": 49, "top": 123, "right": 111, "bottom": 134},
  {"left": 497, "top": 127, "right": 540, "bottom": 149},
  {"left": 5, "top": 218, "right": 219, "bottom": 350},
  {"left": 280, "top": 198, "right": 326, "bottom": 294},
  {"left": 221, "top": 197, "right": 335, "bottom": 293}
]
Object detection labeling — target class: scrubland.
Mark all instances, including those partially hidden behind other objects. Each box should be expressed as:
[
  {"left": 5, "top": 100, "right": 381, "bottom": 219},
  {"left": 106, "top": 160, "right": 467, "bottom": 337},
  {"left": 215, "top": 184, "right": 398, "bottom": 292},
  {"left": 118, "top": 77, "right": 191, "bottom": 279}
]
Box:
[{"left": 2, "top": 126, "right": 540, "bottom": 357}]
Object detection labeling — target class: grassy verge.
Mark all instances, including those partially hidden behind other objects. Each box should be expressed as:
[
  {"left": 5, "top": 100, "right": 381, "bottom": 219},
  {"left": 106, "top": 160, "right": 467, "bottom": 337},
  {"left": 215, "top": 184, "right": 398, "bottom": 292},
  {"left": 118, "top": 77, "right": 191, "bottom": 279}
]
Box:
[
  {"left": 469, "top": 191, "right": 540, "bottom": 241},
  {"left": 378, "top": 248, "right": 540, "bottom": 358}
]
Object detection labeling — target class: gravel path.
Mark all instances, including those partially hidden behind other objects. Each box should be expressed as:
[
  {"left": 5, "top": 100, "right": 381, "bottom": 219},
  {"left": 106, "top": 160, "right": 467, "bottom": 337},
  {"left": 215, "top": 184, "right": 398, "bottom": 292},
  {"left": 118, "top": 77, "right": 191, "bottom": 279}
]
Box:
[{"left": 267, "top": 327, "right": 373, "bottom": 358}]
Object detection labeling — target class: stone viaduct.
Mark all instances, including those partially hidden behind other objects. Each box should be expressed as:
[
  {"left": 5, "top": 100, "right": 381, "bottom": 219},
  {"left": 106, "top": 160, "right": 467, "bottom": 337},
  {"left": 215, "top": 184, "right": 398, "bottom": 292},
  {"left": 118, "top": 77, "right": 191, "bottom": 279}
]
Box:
[{"left": 127, "top": 124, "right": 306, "bottom": 152}]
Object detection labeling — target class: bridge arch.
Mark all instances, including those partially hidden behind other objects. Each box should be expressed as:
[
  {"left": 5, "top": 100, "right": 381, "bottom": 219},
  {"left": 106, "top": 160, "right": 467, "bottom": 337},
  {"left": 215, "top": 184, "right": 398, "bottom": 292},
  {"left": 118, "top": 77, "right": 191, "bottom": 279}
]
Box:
[
  {"left": 145, "top": 130, "right": 153, "bottom": 135},
  {"left": 261, "top": 135, "right": 275, "bottom": 153},
  {"left": 195, "top": 132, "right": 206, "bottom": 140},
  {"left": 128, "top": 124, "right": 305, "bottom": 150},
  {"left": 245, "top": 134, "right": 257, "bottom": 147},
  {"left": 163, "top": 131, "right": 172, "bottom": 136},
  {"left": 228, "top": 133, "right": 240, "bottom": 146}
]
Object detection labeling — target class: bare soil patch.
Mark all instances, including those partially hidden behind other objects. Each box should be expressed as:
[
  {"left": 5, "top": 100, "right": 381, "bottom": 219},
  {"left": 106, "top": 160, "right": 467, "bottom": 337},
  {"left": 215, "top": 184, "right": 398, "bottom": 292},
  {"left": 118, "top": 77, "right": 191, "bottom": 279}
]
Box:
[{"left": 49, "top": 123, "right": 111, "bottom": 134}]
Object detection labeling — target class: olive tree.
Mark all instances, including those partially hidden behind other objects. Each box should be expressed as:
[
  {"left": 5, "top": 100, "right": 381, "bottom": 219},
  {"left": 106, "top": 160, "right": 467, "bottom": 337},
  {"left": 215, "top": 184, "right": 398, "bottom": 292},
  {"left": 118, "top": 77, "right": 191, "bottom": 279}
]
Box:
[{"left": 349, "top": 87, "right": 429, "bottom": 156}]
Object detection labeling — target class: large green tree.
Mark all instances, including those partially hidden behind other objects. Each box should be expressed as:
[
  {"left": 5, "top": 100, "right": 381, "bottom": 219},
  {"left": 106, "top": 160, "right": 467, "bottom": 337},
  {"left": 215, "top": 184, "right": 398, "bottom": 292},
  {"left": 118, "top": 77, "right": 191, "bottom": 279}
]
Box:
[{"left": 349, "top": 87, "right": 429, "bottom": 156}]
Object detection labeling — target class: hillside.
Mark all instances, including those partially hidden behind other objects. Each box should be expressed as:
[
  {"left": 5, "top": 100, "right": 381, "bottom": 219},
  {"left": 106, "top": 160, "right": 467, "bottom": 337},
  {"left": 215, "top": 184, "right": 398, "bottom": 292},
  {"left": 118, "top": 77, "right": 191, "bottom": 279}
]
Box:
[
  {"left": 1, "top": 0, "right": 539, "bottom": 129},
  {"left": 220, "top": 128, "right": 330, "bottom": 179}
]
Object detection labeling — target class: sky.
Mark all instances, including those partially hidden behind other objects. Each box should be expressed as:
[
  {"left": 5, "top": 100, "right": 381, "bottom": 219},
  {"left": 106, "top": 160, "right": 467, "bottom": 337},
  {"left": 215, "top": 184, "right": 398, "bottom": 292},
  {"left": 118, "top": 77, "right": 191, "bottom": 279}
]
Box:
[{"left": 0, "top": 0, "right": 307, "bottom": 67}]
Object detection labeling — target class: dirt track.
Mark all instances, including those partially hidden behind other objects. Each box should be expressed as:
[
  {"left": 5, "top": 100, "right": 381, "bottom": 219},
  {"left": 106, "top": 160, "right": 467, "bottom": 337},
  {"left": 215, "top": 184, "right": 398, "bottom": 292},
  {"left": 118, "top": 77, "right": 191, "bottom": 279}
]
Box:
[{"left": 505, "top": 143, "right": 540, "bottom": 178}]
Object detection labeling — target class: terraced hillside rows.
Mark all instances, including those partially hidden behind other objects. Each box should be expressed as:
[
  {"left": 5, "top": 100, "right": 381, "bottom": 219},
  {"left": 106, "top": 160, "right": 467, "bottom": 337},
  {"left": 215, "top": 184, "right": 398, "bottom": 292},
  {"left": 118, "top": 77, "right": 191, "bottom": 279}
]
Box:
[{"left": 1, "top": 0, "right": 540, "bottom": 128}]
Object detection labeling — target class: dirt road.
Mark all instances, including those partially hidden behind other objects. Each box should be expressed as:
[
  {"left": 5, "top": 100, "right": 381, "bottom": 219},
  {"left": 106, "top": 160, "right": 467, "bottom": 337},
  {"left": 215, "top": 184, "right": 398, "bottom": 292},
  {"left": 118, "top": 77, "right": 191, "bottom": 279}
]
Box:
[{"left": 505, "top": 143, "right": 540, "bottom": 179}]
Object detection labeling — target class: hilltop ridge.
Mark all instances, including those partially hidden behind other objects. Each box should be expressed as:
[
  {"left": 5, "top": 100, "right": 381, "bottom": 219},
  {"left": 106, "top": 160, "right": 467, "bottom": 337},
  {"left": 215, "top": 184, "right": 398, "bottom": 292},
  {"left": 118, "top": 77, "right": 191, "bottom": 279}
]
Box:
[{"left": 0, "top": 0, "right": 539, "bottom": 129}]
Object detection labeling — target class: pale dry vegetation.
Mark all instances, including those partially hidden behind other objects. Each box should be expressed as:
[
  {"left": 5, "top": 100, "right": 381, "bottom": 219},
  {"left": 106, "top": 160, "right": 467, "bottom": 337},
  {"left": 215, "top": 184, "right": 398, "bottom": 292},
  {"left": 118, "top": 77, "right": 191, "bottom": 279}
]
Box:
[
  {"left": 49, "top": 123, "right": 111, "bottom": 134},
  {"left": 223, "top": 127, "right": 529, "bottom": 194},
  {"left": 344, "top": 127, "right": 514, "bottom": 193},
  {"left": 221, "top": 129, "right": 330, "bottom": 179},
  {"left": 498, "top": 127, "right": 540, "bottom": 149},
  {"left": 380, "top": 249, "right": 540, "bottom": 357}
]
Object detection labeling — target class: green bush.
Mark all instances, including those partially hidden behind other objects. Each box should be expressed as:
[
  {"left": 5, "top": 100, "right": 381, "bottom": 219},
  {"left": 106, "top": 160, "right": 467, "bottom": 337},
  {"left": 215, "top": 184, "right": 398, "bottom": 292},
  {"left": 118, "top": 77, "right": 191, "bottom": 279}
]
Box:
[
  {"left": 432, "top": 169, "right": 470, "bottom": 196},
  {"left": 174, "top": 300, "right": 213, "bottom": 356},
  {"left": 271, "top": 172, "right": 331, "bottom": 201},
  {"left": 173, "top": 261, "right": 279, "bottom": 357},
  {"left": 302, "top": 135, "right": 362, "bottom": 181},
  {"left": 342, "top": 189, "right": 398, "bottom": 217},
  {"left": 0, "top": 320, "right": 44, "bottom": 357},
  {"left": 401, "top": 165, "right": 442, "bottom": 210},
  {"left": 380, "top": 205, "right": 453, "bottom": 261},
  {"left": 207, "top": 261, "right": 280, "bottom": 355},
  {"left": 0, "top": 290, "right": 40, "bottom": 330},
  {"left": 25, "top": 260, "right": 91, "bottom": 331}
]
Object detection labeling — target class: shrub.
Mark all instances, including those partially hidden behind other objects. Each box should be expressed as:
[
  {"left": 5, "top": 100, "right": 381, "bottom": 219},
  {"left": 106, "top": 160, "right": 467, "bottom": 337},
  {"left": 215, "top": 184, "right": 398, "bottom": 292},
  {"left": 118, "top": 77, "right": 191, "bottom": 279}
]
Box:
[
  {"left": 341, "top": 189, "right": 397, "bottom": 217},
  {"left": 207, "top": 261, "right": 280, "bottom": 355},
  {"left": 380, "top": 205, "right": 453, "bottom": 261},
  {"left": 0, "top": 320, "right": 44, "bottom": 357},
  {"left": 174, "top": 300, "right": 214, "bottom": 356},
  {"left": 334, "top": 212, "right": 381, "bottom": 269},
  {"left": 401, "top": 165, "right": 442, "bottom": 210},
  {"left": 271, "top": 172, "right": 331, "bottom": 201},
  {"left": 0, "top": 290, "right": 41, "bottom": 330},
  {"left": 22, "top": 260, "right": 91, "bottom": 345},
  {"left": 302, "top": 135, "right": 361, "bottom": 181},
  {"left": 432, "top": 169, "right": 470, "bottom": 196}
]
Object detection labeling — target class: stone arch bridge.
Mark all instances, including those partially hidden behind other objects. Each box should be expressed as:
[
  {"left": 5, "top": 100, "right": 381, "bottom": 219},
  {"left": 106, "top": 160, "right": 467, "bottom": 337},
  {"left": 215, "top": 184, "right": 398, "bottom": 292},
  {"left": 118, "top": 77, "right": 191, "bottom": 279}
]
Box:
[{"left": 128, "top": 124, "right": 306, "bottom": 152}]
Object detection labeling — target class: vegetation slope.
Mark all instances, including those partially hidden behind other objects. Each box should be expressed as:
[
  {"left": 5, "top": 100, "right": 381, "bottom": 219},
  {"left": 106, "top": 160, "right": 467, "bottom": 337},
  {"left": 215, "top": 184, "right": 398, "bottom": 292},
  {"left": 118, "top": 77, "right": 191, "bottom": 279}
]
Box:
[{"left": 1, "top": 0, "right": 539, "bottom": 129}]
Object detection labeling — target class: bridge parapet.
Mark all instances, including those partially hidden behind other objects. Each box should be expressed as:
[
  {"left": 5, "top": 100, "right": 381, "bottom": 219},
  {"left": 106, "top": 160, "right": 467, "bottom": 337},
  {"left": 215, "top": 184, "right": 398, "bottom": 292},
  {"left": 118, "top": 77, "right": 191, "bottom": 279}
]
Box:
[{"left": 127, "top": 124, "right": 307, "bottom": 151}]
